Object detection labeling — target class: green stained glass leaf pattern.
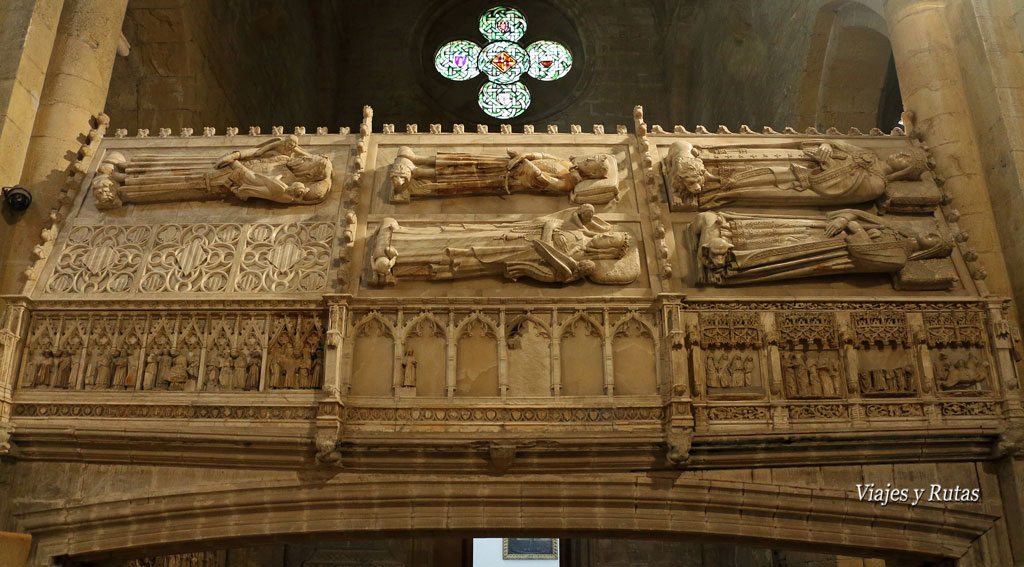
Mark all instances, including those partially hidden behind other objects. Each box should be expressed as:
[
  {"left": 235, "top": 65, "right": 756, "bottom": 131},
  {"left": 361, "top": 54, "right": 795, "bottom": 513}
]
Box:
[
  {"left": 477, "top": 41, "right": 528, "bottom": 84},
  {"left": 435, "top": 40, "right": 481, "bottom": 81},
  {"left": 526, "top": 40, "right": 572, "bottom": 81},
  {"left": 478, "top": 82, "right": 531, "bottom": 119},
  {"left": 478, "top": 6, "right": 527, "bottom": 42}
]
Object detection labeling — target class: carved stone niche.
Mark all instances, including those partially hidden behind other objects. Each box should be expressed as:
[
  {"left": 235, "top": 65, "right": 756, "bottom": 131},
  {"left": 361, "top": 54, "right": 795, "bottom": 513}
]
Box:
[
  {"left": 661, "top": 138, "right": 938, "bottom": 212},
  {"left": 851, "top": 311, "right": 917, "bottom": 398},
  {"left": 923, "top": 311, "right": 993, "bottom": 396},
  {"left": 777, "top": 311, "right": 846, "bottom": 400},
  {"left": 697, "top": 312, "right": 764, "bottom": 399}
]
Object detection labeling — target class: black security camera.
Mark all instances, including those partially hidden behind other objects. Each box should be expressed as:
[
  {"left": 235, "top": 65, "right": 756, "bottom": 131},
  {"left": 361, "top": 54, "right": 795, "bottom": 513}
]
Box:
[{"left": 2, "top": 185, "right": 31, "bottom": 212}]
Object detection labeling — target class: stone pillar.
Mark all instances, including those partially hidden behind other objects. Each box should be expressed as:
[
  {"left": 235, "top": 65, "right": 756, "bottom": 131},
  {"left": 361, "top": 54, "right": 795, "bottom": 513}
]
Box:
[
  {"left": 0, "top": 0, "right": 63, "bottom": 290},
  {"left": 3, "top": 0, "right": 128, "bottom": 294},
  {"left": 883, "top": 0, "right": 1013, "bottom": 300},
  {"left": 943, "top": 0, "right": 1024, "bottom": 323}
]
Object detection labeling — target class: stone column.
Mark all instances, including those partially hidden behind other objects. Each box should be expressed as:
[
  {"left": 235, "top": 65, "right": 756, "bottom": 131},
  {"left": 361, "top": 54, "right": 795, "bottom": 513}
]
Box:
[
  {"left": 0, "top": 0, "right": 63, "bottom": 290},
  {"left": 883, "top": 0, "right": 1013, "bottom": 299},
  {"left": 3, "top": 0, "right": 128, "bottom": 294}
]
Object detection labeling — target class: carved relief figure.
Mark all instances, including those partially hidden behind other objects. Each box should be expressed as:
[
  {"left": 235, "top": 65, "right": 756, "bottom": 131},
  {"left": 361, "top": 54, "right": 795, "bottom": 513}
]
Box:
[
  {"left": 93, "top": 344, "right": 115, "bottom": 389},
  {"left": 111, "top": 349, "right": 130, "bottom": 389},
  {"left": 92, "top": 135, "right": 333, "bottom": 208},
  {"left": 121, "top": 335, "right": 141, "bottom": 390},
  {"left": 782, "top": 352, "right": 843, "bottom": 399},
  {"left": 705, "top": 351, "right": 758, "bottom": 392},
  {"left": 245, "top": 349, "right": 262, "bottom": 390},
  {"left": 665, "top": 140, "right": 931, "bottom": 208},
  {"left": 159, "top": 349, "right": 188, "bottom": 390},
  {"left": 858, "top": 365, "right": 916, "bottom": 396},
  {"left": 389, "top": 146, "right": 620, "bottom": 204},
  {"left": 402, "top": 350, "right": 417, "bottom": 387},
  {"left": 206, "top": 336, "right": 231, "bottom": 391},
  {"left": 24, "top": 338, "right": 54, "bottom": 388},
  {"left": 268, "top": 333, "right": 294, "bottom": 389},
  {"left": 370, "top": 205, "right": 640, "bottom": 286},
  {"left": 934, "top": 351, "right": 990, "bottom": 391},
  {"left": 688, "top": 209, "right": 953, "bottom": 288}
]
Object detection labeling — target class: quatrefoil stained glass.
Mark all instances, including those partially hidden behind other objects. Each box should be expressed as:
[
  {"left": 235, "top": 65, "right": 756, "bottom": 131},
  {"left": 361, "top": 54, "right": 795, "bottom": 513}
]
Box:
[{"left": 434, "top": 6, "right": 573, "bottom": 119}]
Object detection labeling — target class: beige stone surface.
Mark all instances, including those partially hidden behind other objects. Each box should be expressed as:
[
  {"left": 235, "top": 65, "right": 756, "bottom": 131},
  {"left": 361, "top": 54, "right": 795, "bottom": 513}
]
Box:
[{"left": 0, "top": 532, "right": 30, "bottom": 567}]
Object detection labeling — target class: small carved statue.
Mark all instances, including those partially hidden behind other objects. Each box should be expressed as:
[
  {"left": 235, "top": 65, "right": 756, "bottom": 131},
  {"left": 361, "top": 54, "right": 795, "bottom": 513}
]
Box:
[
  {"left": 230, "top": 350, "right": 247, "bottom": 390},
  {"left": 689, "top": 209, "right": 953, "bottom": 288},
  {"left": 401, "top": 349, "right": 417, "bottom": 388},
  {"left": 369, "top": 205, "right": 640, "bottom": 286},
  {"left": 111, "top": 349, "right": 130, "bottom": 389},
  {"left": 52, "top": 348, "right": 72, "bottom": 389},
  {"left": 665, "top": 140, "right": 931, "bottom": 208},
  {"left": 92, "top": 135, "right": 333, "bottom": 208},
  {"left": 245, "top": 349, "right": 261, "bottom": 390},
  {"left": 160, "top": 349, "right": 189, "bottom": 390},
  {"left": 389, "top": 146, "right": 620, "bottom": 204},
  {"left": 93, "top": 345, "right": 115, "bottom": 389},
  {"left": 27, "top": 344, "right": 54, "bottom": 388}
]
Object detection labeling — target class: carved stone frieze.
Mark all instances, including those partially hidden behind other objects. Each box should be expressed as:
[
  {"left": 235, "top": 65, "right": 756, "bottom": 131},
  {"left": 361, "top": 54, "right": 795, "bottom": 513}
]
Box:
[
  {"left": 940, "top": 401, "right": 999, "bottom": 417},
  {"left": 698, "top": 312, "right": 761, "bottom": 348},
  {"left": 776, "top": 311, "right": 838, "bottom": 348},
  {"left": 44, "top": 225, "right": 151, "bottom": 294},
  {"left": 864, "top": 403, "right": 925, "bottom": 418},
  {"left": 17, "top": 310, "right": 324, "bottom": 391},
  {"left": 13, "top": 403, "right": 317, "bottom": 420},
  {"left": 923, "top": 311, "right": 987, "bottom": 347},
  {"left": 43, "top": 222, "right": 334, "bottom": 295},
  {"left": 236, "top": 222, "right": 335, "bottom": 292},
  {"left": 788, "top": 404, "right": 848, "bottom": 419},
  {"left": 851, "top": 311, "right": 910, "bottom": 347},
  {"left": 706, "top": 406, "right": 769, "bottom": 421},
  {"left": 344, "top": 406, "right": 664, "bottom": 423}
]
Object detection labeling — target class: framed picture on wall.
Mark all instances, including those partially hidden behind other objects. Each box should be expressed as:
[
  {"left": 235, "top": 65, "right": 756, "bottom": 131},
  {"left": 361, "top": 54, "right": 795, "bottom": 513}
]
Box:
[{"left": 502, "top": 538, "right": 558, "bottom": 560}]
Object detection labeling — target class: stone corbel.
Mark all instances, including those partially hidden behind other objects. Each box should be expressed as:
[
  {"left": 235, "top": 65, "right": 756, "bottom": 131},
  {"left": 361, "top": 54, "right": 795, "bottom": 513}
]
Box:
[
  {"left": 487, "top": 442, "right": 517, "bottom": 475},
  {"left": 664, "top": 427, "right": 694, "bottom": 467},
  {"left": 992, "top": 421, "right": 1024, "bottom": 460},
  {"left": 314, "top": 401, "right": 345, "bottom": 467}
]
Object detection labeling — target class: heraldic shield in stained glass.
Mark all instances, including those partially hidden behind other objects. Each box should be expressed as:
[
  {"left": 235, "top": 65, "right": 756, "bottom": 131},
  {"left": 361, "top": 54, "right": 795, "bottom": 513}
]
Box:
[{"left": 433, "top": 6, "right": 573, "bottom": 119}]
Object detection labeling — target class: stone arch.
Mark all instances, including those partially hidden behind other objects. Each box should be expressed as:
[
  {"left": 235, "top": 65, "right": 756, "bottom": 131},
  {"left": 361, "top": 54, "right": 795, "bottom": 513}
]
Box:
[
  {"left": 558, "top": 313, "right": 604, "bottom": 396},
  {"left": 18, "top": 476, "right": 995, "bottom": 566},
  {"left": 506, "top": 314, "right": 553, "bottom": 397},
  {"left": 349, "top": 313, "right": 396, "bottom": 397},
  {"left": 611, "top": 313, "right": 658, "bottom": 396},
  {"left": 795, "top": 1, "right": 895, "bottom": 131},
  {"left": 454, "top": 314, "right": 499, "bottom": 397},
  {"left": 401, "top": 313, "right": 448, "bottom": 397}
]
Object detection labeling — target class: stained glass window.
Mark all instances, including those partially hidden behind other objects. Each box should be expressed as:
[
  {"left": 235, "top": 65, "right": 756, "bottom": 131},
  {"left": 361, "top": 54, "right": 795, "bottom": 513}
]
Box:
[
  {"left": 435, "top": 40, "right": 481, "bottom": 81},
  {"left": 478, "top": 41, "right": 528, "bottom": 84},
  {"left": 479, "top": 82, "right": 531, "bottom": 120},
  {"left": 478, "top": 6, "right": 527, "bottom": 42},
  {"left": 526, "top": 40, "right": 572, "bottom": 81},
  {"left": 432, "top": 6, "right": 573, "bottom": 119}
]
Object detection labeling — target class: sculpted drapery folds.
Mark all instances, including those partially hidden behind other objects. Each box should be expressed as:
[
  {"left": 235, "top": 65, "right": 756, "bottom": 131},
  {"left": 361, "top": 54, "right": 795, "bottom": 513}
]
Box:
[
  {"left": 665, "top": 140, "right": 932, "bottom": 208},
  {"left": 91, "top": 135, "right": 334, "bottom": 208},
  {"left": 389, "top": 146, "right": 621, "bottom": 204},
  {"left": 369, "top": 205, "right": 640, "bottom": 286},
  {"left": 688, "top": 209, "right": 954, "bottom": 287}
]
